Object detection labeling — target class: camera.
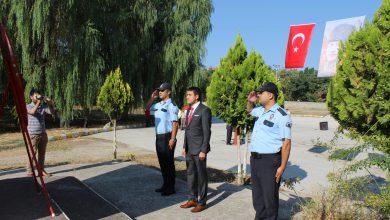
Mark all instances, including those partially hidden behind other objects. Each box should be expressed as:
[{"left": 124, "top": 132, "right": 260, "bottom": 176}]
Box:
[
  {"left": 36, "top": 94, "right": 45, "bottom": 101},
  {"left": 36, "top": 94, "right": 50, "bottom": 102}
]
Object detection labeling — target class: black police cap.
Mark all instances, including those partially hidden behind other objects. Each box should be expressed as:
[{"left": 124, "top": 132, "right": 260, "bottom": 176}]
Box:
[
  {"left": 255, "top": 82, "right": 278, "bottom": 99},
  {"left": 156, "top": 82, "right": 172, "bottom": 91}
]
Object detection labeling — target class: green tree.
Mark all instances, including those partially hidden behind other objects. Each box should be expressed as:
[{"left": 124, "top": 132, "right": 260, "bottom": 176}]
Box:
[
  {"left": 207, "top": 36, "right": 284, "bottom": 183},
  {"left": 97, "top": 67, "right": 134, "bottom": 159},
  {"left": 327, "top": 0, "right": 389, "bottom": 155},
  {"left": 325, "top": 0, "right": 389, "bottom": 217},
  {"left": 163, "top": 0, "right": 213, "bottom": 105},
  {"left": 280, "top": 67, "right": 329, "bottom": 102},
  {"left": 0, "top": 0, "right": 212, "bottom": 126},
  {"left": 195, "top": 67, "right": 214, "bottom": 102}
]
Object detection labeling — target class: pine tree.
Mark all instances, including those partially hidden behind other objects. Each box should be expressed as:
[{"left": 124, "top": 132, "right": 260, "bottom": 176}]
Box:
[
  {"left": 326, "top": 1, "right": 389, "bottom": 216},
  {"left": 327, "top": 0, "right": 389, "bottom": 155},
  {"left": 207, "top": 35, "right": 284, "bottom": 184},
  {"left": 97, "top": 67, "right": 134, "bottom": 159}
]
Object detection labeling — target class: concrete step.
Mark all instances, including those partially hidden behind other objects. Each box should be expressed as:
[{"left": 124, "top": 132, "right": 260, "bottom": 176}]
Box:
[
  {"left": 0, "top": 176, "right": 132, "bottom": 219},
  {"left": 46, "top": 176, "right": 131, "bottom": 219},
  {"left": 0, "top": 177, "right": 66, "bottom": 219}
]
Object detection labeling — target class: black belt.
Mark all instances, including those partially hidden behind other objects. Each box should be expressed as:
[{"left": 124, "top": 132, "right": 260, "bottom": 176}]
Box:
[
  {"left": 251, "top": 151, "right": 281, "bottom": 159},
  {"left": 156, "top": 132, "right": 171, "bottom": 137}
]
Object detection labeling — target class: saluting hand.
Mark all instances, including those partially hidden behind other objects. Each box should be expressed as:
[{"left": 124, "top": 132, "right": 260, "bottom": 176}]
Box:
[
  {"left": 247, "top": 91, "right": 257, "bottom": 103},
  {"left": 151, "top": 90, "right": 159, "bottom": 99}
]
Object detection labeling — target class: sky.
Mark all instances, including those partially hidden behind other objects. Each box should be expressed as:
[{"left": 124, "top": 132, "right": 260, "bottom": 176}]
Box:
[{"left": 203, "top": 0, "right": 382, "bottom": 69}]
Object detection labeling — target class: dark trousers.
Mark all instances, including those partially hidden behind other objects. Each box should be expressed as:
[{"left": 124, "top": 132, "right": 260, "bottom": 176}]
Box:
[
  {"left": 156, "top": 133, "right": 175, "bottom": 191},
  {"left": 186, "top": 154, "right": 208, "bottom": 205},
  {"left": 226, "top": 124, "right": 233, "bottom": 144},
  {"left": 250, "top": 152, "right": 281, "bottom": 220}
]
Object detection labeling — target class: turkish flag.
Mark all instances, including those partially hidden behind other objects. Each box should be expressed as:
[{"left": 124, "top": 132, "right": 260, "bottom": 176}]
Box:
[{"left": 285, "top": 23, "right": 315, "bottom": 68}]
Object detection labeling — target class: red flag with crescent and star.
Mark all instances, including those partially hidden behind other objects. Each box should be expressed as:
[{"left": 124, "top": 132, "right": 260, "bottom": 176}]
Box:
[{"left": 285, "top": 23, "right": 315, "bottom": 68}]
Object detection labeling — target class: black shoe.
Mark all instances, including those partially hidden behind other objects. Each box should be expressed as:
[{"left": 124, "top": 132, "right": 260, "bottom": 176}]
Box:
[
  {"left": 226, "top": 142, "right": 232, "bottom": 145},
  {"left": 161, "top": 190, "right": 176, "bottom": 196},
  {"left": 155, "top": 187, "right": 165, "bottom": 193}
]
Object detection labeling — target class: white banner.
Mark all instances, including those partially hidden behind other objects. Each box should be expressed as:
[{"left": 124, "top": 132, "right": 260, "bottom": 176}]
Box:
[{"left": 318, "top": 16, "right": 365, "bottom": 77}]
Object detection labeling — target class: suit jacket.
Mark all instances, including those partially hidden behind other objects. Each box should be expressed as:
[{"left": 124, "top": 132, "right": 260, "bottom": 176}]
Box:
[{"left": 183, "top": 103, "right": 212, "bottom": 155}]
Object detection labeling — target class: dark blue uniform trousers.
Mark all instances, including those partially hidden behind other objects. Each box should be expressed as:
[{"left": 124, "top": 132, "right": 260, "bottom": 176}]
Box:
[
  {"left": 250, "top": 152, "right": 281, "bottom": 220},
  {"left": 156, "top": 133, "right": 176, "bottom": 191}
]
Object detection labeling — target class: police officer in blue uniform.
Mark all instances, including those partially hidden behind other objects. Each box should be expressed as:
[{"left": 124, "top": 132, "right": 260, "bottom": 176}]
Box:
[
  {"left": 146, "top": 82, "right": 179, "bottom": 196},
  {"left": 246, "top": 82, "right": 292, "bottom": 220}
]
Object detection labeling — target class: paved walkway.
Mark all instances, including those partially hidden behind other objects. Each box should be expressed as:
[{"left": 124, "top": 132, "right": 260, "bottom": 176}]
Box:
[
  {"left": 0, "top": 161, "right": 300, "bottom": 219},
  {"left": 89, "top": 116, "right": 355, "bottom": 195},
  {"left": 1, "top": 115, "right": 385, "bottom": 219}
]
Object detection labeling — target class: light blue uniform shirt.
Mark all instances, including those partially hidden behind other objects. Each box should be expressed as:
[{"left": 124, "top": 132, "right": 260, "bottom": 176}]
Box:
[
  {"left": 150, "top": 98, "right": 179, "bottom": 134},
  {"left": 250, "top": 103, "right": 292, "bottom": 154}
]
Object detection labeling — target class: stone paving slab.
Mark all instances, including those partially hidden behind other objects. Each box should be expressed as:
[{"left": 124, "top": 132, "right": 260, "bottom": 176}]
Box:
[{"left": 0, "top": 162, "right": 301, "bottom": 219}]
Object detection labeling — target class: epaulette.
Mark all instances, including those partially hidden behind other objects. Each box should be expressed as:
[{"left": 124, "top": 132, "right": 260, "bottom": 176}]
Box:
[{"left": 277, "top": 107, "right": 287, "bottom": 116}]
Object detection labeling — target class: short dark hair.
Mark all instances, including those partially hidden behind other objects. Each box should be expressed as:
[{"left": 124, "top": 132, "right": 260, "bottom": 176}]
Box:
[
  {"left": 29, "top": 88, "right": 41, "bottom": 97},
  {"left": 273, "top": 93, "right": 278, "bottom": 101},
  {"left": 187, "top": 87, "right": 202, "bottom": 101}
]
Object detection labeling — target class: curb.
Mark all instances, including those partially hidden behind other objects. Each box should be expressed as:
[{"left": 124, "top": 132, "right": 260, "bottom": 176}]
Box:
[
  {"left": 47, "top": 123, "right": 146, "bottom": 142},
  {"left": 291, "top": 114, "right": 328, "bottom": 118}
]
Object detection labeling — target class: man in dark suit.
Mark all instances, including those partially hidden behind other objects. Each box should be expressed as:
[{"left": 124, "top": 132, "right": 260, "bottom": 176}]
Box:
[{"left": 180, "top": 87, "right": 212, "bottom": 213}]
